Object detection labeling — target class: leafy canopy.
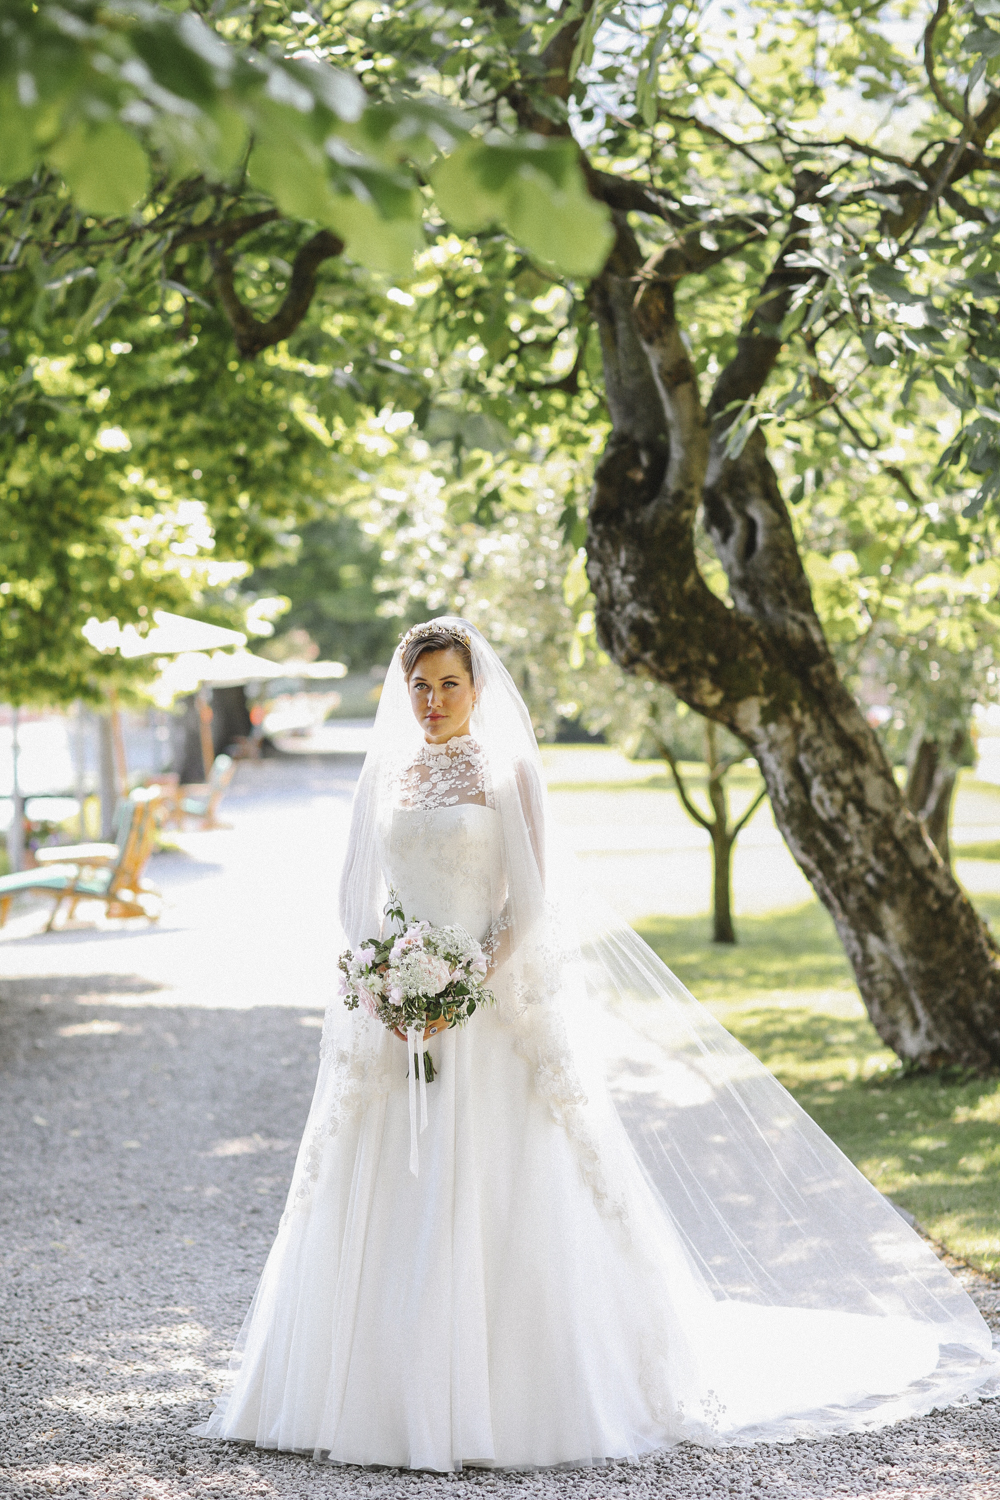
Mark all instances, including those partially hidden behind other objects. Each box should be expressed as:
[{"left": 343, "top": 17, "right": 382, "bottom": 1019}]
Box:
[{"left": 4, "top": 0, "right": 1000, "bottom": 738}]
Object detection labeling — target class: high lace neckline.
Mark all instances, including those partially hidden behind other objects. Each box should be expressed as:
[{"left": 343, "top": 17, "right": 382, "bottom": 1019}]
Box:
[
  {"left": 397, "top": 735, "right": 486, "bottom": 809},
  {"left": 423, "top": 733, "right": 476, "bottom": 757}
]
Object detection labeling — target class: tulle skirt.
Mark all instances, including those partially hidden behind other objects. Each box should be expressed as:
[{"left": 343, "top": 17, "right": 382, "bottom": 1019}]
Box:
[{"left": 195, "top": 1004, "right": 994, "bottom": 1470}]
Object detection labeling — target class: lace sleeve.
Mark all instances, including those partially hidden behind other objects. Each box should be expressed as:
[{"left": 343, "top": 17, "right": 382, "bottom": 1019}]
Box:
[{"left": 481, "top": 908, "right": 513, "bottom": 972}]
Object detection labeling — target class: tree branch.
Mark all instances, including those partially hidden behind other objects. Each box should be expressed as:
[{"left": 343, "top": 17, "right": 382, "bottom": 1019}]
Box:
[
  {"left": 518, "top": 320, "right": 592, "bottom": 393},
  {"left": 654, "top": 736, "right": 715, "bottom": 830},
  {"left": 660, "top": 111, "right": 772, "bottom": 172},
  {"left": 172, "top": 210, "right": 281, "bottom": 249},
  {"left": 209, "top": 227, "right": 344, "bottom": 358},
  {"left": 731, "top": 783, "right": 768, "bottom": 837},
  {"left": 924, "top": 0, "right": 967, "bottom": 126},
  {"left": 582, "top": 163, "right": 688, "bottom": 225}
]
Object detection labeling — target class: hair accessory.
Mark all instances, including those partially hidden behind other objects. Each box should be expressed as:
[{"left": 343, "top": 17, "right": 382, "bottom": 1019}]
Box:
[{"left": 399, "top": 621, "right": 472, "bottom": 652}]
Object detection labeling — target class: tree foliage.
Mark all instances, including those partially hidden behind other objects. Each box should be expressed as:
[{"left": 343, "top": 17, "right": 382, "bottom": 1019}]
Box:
[{"left": 7, "top": 0, "right": 1000, "bottom": 1061}]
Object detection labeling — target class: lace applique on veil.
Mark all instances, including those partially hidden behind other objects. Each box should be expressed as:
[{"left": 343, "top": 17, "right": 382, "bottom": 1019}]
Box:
[{"left": 395, "top": 734, "right": 487, "bottom": 810}]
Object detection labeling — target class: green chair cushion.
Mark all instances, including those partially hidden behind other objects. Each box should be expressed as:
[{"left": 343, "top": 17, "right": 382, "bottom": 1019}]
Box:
[{"left": 0, "top": 867, "right": 112, "bottom": 897}]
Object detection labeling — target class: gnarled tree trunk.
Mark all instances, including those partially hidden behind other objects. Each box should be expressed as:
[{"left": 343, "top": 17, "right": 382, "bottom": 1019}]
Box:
[
  {"left": 905, "top": 728, "right": 966, "bottom": 864},
  {"left": 586, "top": 220, "right": 1000, "bottom": 1072}
]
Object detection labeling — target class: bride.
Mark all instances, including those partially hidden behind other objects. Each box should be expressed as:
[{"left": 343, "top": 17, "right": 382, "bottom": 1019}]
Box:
[{"left": 197, "top": 616, "right": 999, "bottom": 1469}]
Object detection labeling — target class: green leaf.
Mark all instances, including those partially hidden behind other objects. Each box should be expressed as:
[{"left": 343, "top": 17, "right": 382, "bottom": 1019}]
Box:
[
  {"left": 0, "top": 83, "right": 39, "bottom": 181},
  {"left": 131, "top": 21, "right": 216, "bottom": 104},
  {"left": 504, "top": 166, "right": 614, "bottom": 277},
  {"left": 431, "top": 141, "right": 612, "bottom": 278},
  {"left": 48, "top": 120, "right": 148, "bottom": 216},
  {"left": 861, "top": 327, "right": 898, "bottom": 366},
  {"left": 71, "top": 274, "right": 128, "bottom": 342},
  {"left": 322, "top": 194, "right": 423, "bottom": 275},
  {"left": 968, "top": 359, "right": 998, "bottom": 388},
  {"left": 204, "top": 102, "right": 251, "bottom": 178},
  {"left": 430, "top": 140, "right": 504, "bottom": 233},
  {"left": 865, "top": 264, "right": 923, "bottom": 304},
  {"left": 964, "top": 25, "right": 1000, "bottom": 56},
  {"left": 248, "top": 133, "right": 341, "bottom": 225},
  {"left": 933, "top": 369, "right": 973, "bottom": 411},
  {"left": 962, "top": 272, "right": 1000, "bottom": 300}
]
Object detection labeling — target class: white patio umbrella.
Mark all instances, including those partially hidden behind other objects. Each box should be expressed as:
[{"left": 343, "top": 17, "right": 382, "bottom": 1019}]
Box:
[
  {"left": 82, "top": 611, "right": 249, "bottom": 786},
  {"left": 151, "top": 650, "right": 289, "bottom": 703},
  {"left": 82, "top": 611, "right": 247, "bottom": 659},
  {"left": 279, "top": 659, "right": 348, "bottom": 680}
]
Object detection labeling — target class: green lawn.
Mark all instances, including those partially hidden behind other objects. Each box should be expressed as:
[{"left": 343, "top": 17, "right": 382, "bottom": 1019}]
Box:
[
  {"left": 635, "top": 900, "right": 1000, "bottom": 1276},
  {"left": 955, "top": 840, "right": 1000, "bottom": 860}
]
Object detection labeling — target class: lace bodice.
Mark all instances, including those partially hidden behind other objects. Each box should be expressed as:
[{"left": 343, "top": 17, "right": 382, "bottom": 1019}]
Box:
[
  {"left": 395, "top": 735, "right": 486, "bottom": 810},
  {"left": 388, "top": 804, "right": 503, "bottom": 944}
]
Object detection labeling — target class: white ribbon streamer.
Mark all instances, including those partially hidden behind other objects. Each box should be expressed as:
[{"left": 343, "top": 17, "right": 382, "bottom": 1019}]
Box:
[{"left": 406, "top": 1024, "right": 429, "bottom": 1176}]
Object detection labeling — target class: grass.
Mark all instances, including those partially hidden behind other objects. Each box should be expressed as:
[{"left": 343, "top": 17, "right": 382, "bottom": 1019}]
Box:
[
  {"left": 636, "top": 904, "right": 854, "bottom": 999},
  {"left": 955, "top": 840, "right": 1000, "bottom": 860},
  {"left": 548, "top": 763, "right": 766, "bottom": 796},
  {"left": 635, "top": 900, "right": 1000, "bottom": 1276}
]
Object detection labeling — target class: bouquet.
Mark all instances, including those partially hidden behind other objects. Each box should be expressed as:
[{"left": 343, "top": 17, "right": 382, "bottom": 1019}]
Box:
[
  {"left": 339, "top": 892, "right": 496, "bottom": 1175},
  {"left": 338, "top": 891, "right": 495, "bottom": 1085}
]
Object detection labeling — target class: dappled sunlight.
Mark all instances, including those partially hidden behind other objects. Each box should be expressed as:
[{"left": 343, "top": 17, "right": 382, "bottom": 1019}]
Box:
[{"left": 635, "top": 902, "right": 856, "bottom": 1000}]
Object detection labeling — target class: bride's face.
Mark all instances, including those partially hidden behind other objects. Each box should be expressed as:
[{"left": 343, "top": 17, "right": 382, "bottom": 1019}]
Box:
[{"left": 407, "top": 648, "right": 476, "bottom": 744}]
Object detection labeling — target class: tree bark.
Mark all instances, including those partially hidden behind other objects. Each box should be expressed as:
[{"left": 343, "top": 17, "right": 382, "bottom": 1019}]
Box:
[
  {"left": 586, "top": 220, "right": 1000, "bottom": 1072},
  {"left": 906, "top": 729, "right": 965, "bottom": 865}
]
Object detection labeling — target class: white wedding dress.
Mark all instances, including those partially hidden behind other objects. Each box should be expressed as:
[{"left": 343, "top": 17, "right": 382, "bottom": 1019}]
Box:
[{"left": 197, "top": 735, "right": 999, "bottom": 1469}]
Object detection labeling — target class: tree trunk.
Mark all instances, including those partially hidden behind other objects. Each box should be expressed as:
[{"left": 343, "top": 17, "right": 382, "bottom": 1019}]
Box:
[
  {"left": 211, "top": 685, "right": 252, "bottom": 756},
  {"left": 906, "top": 730, "right": 963, "bottom": 865},
  {"left": 711, "top": 826, "right": 736, "bottom": 944},
  {"left": 586, "top": 220, "right": 1000, "bottom": 1072},
  {"left": 176, "top": 695, "right": 207, "bottom": 784},
  {"left": 705, "top": 722, "right": 736, "bottom": 944}
]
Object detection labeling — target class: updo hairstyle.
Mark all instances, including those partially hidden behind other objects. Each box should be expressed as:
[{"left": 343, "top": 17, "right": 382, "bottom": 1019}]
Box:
[{"left": 400, "top": 629, "right": 475, "bottom": 684}]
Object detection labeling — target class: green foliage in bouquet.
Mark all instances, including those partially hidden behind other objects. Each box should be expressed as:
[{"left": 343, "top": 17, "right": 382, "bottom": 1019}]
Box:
[{"left": 338, "top": 891, "right": 496, "bottom": 1082}]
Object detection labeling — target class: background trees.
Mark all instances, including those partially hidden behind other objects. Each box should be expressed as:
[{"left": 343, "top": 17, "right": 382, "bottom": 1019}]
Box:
[{"left": 5, "top": 0, "right": 1000, "bottom": 1067}]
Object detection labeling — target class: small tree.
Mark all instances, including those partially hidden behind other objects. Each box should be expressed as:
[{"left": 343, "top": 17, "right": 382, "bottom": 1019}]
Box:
[{"left": 646, "top": 711, "right": 767, "bottom": 945}]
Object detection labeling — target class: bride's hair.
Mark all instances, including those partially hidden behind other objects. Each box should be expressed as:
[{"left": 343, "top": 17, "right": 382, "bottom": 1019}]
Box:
[{"left": 400, "top": 626, "right": 474, "bottom": 682}]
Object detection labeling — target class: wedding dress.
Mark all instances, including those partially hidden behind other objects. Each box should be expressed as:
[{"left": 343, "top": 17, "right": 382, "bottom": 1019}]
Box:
[{"left": 196, "top": 619, "right": 1000, "bottom": 1470}]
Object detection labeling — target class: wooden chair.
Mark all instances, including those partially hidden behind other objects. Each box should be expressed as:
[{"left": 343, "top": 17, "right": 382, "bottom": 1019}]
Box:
[
  {"left": 142, "top": 772, "right": 180, "bottom": 825},
  {"left": 0, "top": 787, "right": 162, "bottom": 932},
  {"left": 167, "top": 753, "right": 235, "bottom": 831}
]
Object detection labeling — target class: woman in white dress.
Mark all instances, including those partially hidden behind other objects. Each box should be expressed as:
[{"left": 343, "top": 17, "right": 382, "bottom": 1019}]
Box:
[{"left": 197, "top": 617, "right": 999, "bottom": 1470}]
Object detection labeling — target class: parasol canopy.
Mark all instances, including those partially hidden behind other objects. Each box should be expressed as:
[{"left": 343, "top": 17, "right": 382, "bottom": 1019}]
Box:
[{"left": 83, "top": 611, "right": 247, "bottom": 659}]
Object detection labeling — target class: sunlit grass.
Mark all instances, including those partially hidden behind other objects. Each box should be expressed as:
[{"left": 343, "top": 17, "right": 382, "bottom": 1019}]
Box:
[
  {"left": 548, "top": 763, "right": 766, "bottom": 796},
  {"left": 637, "top": 903, "right": 854, "bottom": 999},
  {"left": 954, "top": 841, "right": 1000, "bottom": 861},
  {"left": 635, "top": 901, "right": 1000, "bottom": 1276}
]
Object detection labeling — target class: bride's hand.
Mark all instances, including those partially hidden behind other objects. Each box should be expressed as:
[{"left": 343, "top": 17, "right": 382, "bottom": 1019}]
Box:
[{"left": 393, "top": 1020, "right": 446, "bottom": 1042}]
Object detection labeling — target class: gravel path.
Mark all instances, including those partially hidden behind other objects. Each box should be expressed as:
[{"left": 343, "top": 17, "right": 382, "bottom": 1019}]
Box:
[{"left": 1, "top": 756, "right": 998, "bottom": 1500}]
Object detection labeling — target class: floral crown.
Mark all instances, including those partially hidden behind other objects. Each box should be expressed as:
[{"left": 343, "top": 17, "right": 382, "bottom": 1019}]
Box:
[{"left": 399, "top": 621, "right": 472, "bottom": 653}]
